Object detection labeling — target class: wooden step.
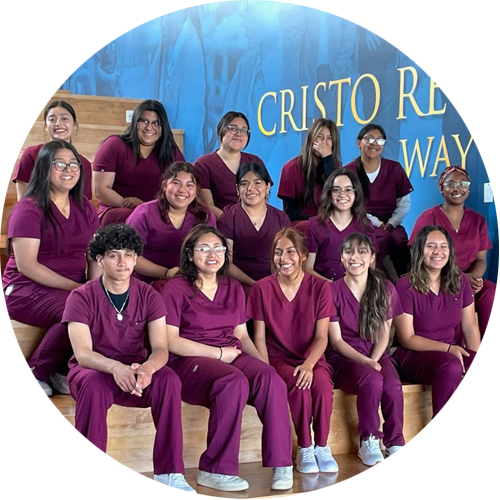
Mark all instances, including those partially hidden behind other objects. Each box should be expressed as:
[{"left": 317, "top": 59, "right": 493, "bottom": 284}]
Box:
[
  {"left": 0, "top": 89, "right": 146, "bottom": 130},
  {"left": 50, "top": 383, "right": 431, "bottom": 474},
  {"left": 0, "top": 354, "right": 22, "bottom": 398},
  {"left": 0, "top": 64, "right": 56, "bottom": 90},
  {"left": 0, "top": 446, "right": 49, "bottom": 498},
  {"left": 42, "top": 441, "right": 499, "bottom": 499},
  {"left": 0, "top": 9, "right": 17, "bottom": 27},
  {"left": 0, "top": 24, "right": 30, "bottom": 45},
  {"left": 0, "top": 43, "right": 42, "bottom": 68}
]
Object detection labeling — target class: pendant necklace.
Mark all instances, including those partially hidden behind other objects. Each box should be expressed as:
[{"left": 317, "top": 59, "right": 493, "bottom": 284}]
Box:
[{"left": 103, "top": 283, "right": 130, "bottom": 321}]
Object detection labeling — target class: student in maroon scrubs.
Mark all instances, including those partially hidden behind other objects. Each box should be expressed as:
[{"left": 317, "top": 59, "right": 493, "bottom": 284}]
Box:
[
  {"left": 126, "top": 161, "right": 215, "bottom": 285},
  {"left": 160, "top": 225, "right": 293, "bottom": 492},
  {"left": 195, "top": 111, "right": 265, "bottom": 218},
  {"left": 327, "top": 233, "right": 405, "bottom": 467},
  {"left": 247, "top": 228, "right": 338, "bottom": 475},
  {"left": 344, "top": 123, "right": 413, "bottom": 277},
  {"left": 13, "top": 100, "right": 93, "bottom": 200},
  {"left": 93, "top": 99, "right": 184, "bottom": 225},
  {"left": 305, "top": 168, "right": 381, "bottom": 282},
  {"left": 217, "top": 162, "right": 290, "bottom": 293},
  {"left": 393, "top": 225, "right": 481, "bottom": 417},
  {"left": 3, "top": 140, "right": 100, "bottom": 396},
  {"left": 277, "top": 118, "right": 341, "bottom": 231},
  {"left": 409, "top": 166, "right": 495, "bottom": 338},
  {"left": 63, "top": 224, "right": 195, "bottom": 493}
]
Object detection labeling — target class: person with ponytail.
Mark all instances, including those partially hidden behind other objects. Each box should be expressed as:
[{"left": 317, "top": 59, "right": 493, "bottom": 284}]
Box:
[
  {"left": 344, "top": 123, "right": 413, "bottom": 276},
  {"left": 305, "top": 168, "right": 381, "bottom": 282},
  {"left": 327, "top": 233, "right": 405, "bottom": 467},
  {"left": 393, "top": 225, "right": 480, "bottom": 417},
  {"left": 277, "top": 119, "right": 341, "bottom": 232}
]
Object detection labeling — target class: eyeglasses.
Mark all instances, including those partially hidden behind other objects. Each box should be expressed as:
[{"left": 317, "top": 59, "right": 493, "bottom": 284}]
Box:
[
  {"left": 226, "top": 125, "right": 250, "bottom": 136},
  {"left": 52, "top": 160, "right": 81, "bottom": 172},
  {"left": 332, "top": 187, "right": 356, "bottom": 196},
  {"left": 194, "top": 245, "right": 227, "bottom": 255},
  {"left": 363, "top": 135, "right": 386, "bottom": 146},
  {"left": 442, "top": 181, "right": 471, "bottom": 190},
  {"left": 137, "top": 118, "right": 162, "bottom": 129}
]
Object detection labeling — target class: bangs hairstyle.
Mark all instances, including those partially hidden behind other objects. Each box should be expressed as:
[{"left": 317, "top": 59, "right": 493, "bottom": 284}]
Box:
[
  {"left": 317, "top": 168, "right": 368, "bottom": 225},
  {"left": 299, "top": 118, "right": 341, "bottom": 209},
  {"left": 88, "top": 223, "right": 143, "bottom": 260},
  {"left": 355, "top": 123, "right": 387, "bottom": 201},
  {"left": 217, "top": 111, "right": 251, "bottom": 147},
  {"left": 270, "top": 227, "right": 309, "bottom": 276},
  {"left": 179, "top": 225, "right": 231, "bottom": 295},
  {"left": 341, "top": 233, "right": 390, "bottom": 344},
  {"left": 236, "top": 161, "right": 273, "bottom": 186},
  {"left": 409, "top": 225, "right": 462, "bottom": 295},
  {"left": 44, "top": 100, "right": 79, "bottom": 140},
  {"left": 157, "top": 161, "right": 210, "bottom": 226},
  {"left": 119, "top": 99, "right": 177, "bottom": 170}
]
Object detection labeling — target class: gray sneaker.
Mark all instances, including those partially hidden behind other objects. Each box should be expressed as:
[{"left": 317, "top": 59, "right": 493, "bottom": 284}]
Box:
[
  {"left": 16, "top": 366, "right": 52, "bottom": 398},
  {"left": 49, "top": 372, "right": 71, "bottom": 394},
  {"left": 154, "top": 473, "right": 196, "bottom": 493},
  {"left": 271, "top": 466, "right": 293, "bottom": 490},
  {"left": 197, "top": 471, "right": 249, "bottom": 491}
]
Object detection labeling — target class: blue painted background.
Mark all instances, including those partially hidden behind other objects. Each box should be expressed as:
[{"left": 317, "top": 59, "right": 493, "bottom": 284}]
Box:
[{"left": 61, "top": 0, "right": 498, "bottom": 281}]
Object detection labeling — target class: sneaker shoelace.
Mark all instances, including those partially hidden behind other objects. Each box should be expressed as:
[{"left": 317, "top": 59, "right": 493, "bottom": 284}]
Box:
[
  {"left": 301, "top": 447, "right": 316, "bottom": 461},
  {"left": 315, "top": 446, "right": 332, "bottom": 460},
  {"left": 366, "top": 436, "right": 379, "bottom": 451},
  {"left": 272, "top": 467, "right": 290, "bottom": 475},
  {"left": 171, "top": 473, "right": 191, "bottom": 486}
]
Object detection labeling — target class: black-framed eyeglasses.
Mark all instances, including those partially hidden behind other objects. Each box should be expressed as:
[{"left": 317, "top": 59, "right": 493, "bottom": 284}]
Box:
[
  {"left": 443, "top": 181, "right": 471, "bottom": 190},
  {"left": 363, "top": 135, "right": 386, "bottom": 146},
  {"left": 226, "top": 125, "right": 250, "bottom": 136},
  {"left": 52, "top": 160, "right": 81, "bottom": 172},
  {"left": 137, "top": 118, "right": 162, "bottom": 129}
]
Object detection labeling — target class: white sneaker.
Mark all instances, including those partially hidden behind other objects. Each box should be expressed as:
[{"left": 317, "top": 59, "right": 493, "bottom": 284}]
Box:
[
  {"left": 484, "top": 356, "right": 499, "bottom": 378},
  {"left": 16, "top": 366, "right": 52, "bottom": 397},
  {"left": 314, "top": 445, "right": 339, "bottom": 473},
  {"left": 271, "top": 466, "right": 293, "bottom": 490},
  {"left": 295, "top": 445, "right": 319, "bottom": 473},
  {"left": 385, "top": 446, "right": 410, "bottom": 464},
  {"left": 151, "top": 473, "right": 198, "bottom": 498},
  {"left": 426, "top": 436, "right": 464, "bottom": 458},
  {"left": 358, "top": 435, "right": 384, "bottom": 466},
  {"left": 197, "top": 471, "right": 249, "bottom": 491},
  {"left": 455, "top": 436, "right": 490, "bottom": 456},
  {"left": 73, "top": 479, "right": 101, "bottom": 499},
  {"left": 49, "top": 372, "right": 71, "bottom": 395}
]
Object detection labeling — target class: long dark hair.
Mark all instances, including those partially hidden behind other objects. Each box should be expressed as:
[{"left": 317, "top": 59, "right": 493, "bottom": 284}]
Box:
[
  {"left": 118, "top": 99, "right": 177, "bottom": 170},
  {"left": 317, "top": 168, "right": 368, "bottom": 226},
  {"left": 179, "top": 225, "right": 231, "bottom": 296},
  {"left": 409, "top": 225, "right": 462, "bottom": 295},
  {"left": 341, "top": 233, "right": 390, "bottom": 344},
  {"left": 44, "top": 100, "right": 79, "bottom": 142},
  {"left": 355, "top": 123, "right": 387, "bottom": 201},
  {"left": 299, "top": 118, "right": 341, "bottom": 209},
  {"left": 217, "top": 111, "right": 251, "bottom": 148},
  {"left": 157, "top": 162, "right": 210, "bottom": 225}
]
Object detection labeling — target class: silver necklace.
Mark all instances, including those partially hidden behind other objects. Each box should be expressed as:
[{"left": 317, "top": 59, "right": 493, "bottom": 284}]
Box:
[
  {"left": 241, "top": 205, "right": 267, "bottom": 227},
  {"left": 103, "top": 285, "right": 129, "bottom": 321}
]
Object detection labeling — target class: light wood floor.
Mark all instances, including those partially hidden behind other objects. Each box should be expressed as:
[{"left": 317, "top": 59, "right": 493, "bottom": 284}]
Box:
[{"left": 42, "top": 442, "right": 499, "bottom": 499}]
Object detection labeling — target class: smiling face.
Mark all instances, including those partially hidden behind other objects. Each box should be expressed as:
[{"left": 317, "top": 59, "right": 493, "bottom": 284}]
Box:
[
  {"left": 45, "top": 106, "right": 76, "bottom": 141},
  {"left": 97, "top": 248, "right": 137, "bottom": 283},
  {"left": 341, "top": 240, "right": 375, "bottom": 277},
  {"left": 221, "top": 117, "right": 249, "bottom": 153},
  {"left": 50, "top": 148, "right": 81, "bottom": 194},
  {"left": 357, "top": 128, "right": 385, "bottom": 161},
  {"left": 273, "top": 236, "right": 306, "bottom": 278},
  {"left": 192, "top": 232, "right": 226, "bottom": 277},
  {"left": 238, "top": 171, "right": 270, "bottom": 207},
  {"left": 331, "top": 174, "right": 355, "bottom": 213},
  {"left": 164, "top": 171, "right": 197, "bottom": 211},
  {"left": 440, "top": 170, "right": 470, "bottom": 206},
  {"left": 423, "top": 230, "right": 450, "bottom": 273},
  {"left": 137, "top": 110, "right": 162, "bottom": 149}
]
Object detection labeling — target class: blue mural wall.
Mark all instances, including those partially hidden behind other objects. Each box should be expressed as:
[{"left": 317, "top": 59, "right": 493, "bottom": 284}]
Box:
[{"left": 61, "top": 0, "right": 498, "bottom": 281}]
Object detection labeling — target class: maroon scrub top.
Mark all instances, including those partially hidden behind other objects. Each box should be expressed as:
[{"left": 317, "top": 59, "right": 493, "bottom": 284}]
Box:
[
  {"left": 63, "top": 277, "right": 166, "bottom": 368},
  {"left": 306, "top": 215, "right": 379, "bottom": 280},
  {"left": 408, "top": 205, "right": 493, "bottom": 273},
  {"left": 13, "top": 143, "right": 93, "bottom": 200},
  {"left": 195, "top": 151, "right": 265, "bottom": 210},
  {"left": 277, "top": 157, "right": 323, "bottom": 217},
  {"left": 126, "top": 200, "right": 216, "bottom": 280},
  {"left": 328, "top": 278, "right": 402, "bottom": 356},
  {"left": 3, "top": 196, "right": 100, "bottom": 293},
  {"left": 246, "top": 273, "right": 334, "bottom": 363},
  {"left": 217, "top": 203, "right": 290, "bottom": 281},
  {"left": 344, "top": 158, "right": 414, "bottom": 222},
  {"left": 161, "top": 276, "right": 246, "bottom": 358},
  {"left": 396, "top": 273, "right": 474, "bottom": 344},
  {"left": 93, "top": 136, "right": 184, "bottom": 218}
]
